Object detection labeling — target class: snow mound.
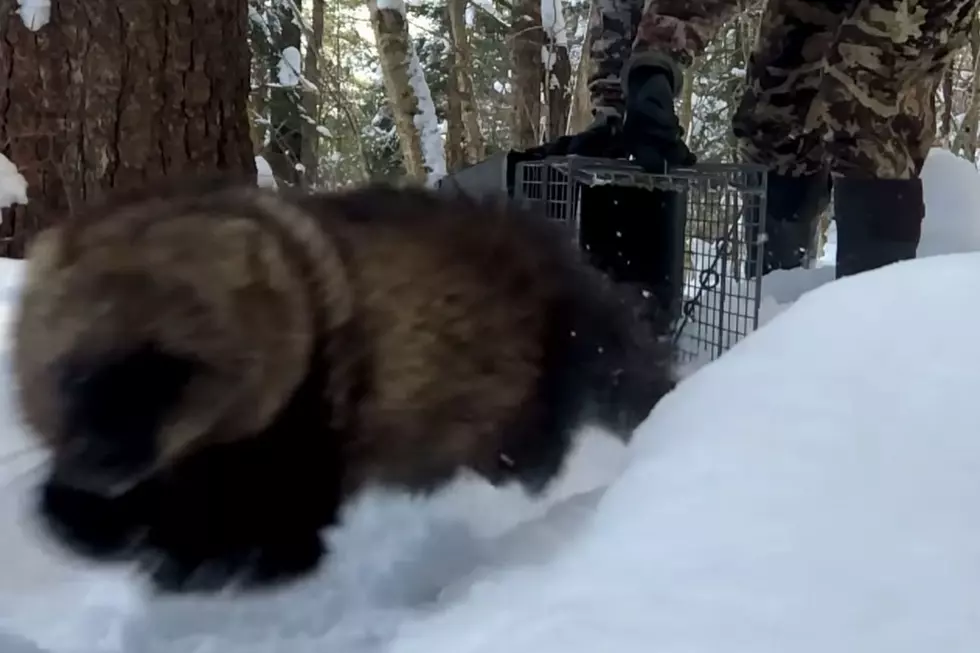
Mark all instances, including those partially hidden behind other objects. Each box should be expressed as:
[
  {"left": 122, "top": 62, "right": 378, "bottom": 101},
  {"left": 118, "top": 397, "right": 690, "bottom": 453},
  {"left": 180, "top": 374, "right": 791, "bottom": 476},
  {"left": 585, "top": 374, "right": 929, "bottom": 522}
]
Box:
[
  {"left": 683, "top": 147, "right": 980, "bottom": 351},
  {"left": 390, "top": 251, "right": 980, "bottom": 653},
  {"left": 2, "top": 147, "right": 980, "bottom": 651},
  {"left": 919, "top": 148, "right": 980, "bottom": 257}
]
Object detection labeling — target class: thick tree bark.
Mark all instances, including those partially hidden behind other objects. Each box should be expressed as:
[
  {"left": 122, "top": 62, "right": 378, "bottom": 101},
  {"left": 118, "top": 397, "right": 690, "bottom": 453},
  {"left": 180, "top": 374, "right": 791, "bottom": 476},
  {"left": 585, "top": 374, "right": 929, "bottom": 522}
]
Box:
[
  {"left": 0, "top": 0, "right": 255, "bottom": 258},
  {"left": 510, "top": 0, "right": 543, "bottom": 149},
  {"left": 448, "top": 0, "right": 485, "bottom": 164}
]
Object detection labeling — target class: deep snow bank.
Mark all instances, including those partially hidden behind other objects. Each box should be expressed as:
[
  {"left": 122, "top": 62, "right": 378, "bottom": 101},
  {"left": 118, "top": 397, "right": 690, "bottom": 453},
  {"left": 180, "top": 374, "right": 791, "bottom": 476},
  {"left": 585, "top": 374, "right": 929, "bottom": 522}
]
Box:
[
  {"left": 390, "top": 250, "right": 980, "bottom": 653},
  {"left": 682, "top": 146, "right": 980, "bottom": 356},
  {"left": 0, "top": 148, "right": 978, "bottom": 652}
]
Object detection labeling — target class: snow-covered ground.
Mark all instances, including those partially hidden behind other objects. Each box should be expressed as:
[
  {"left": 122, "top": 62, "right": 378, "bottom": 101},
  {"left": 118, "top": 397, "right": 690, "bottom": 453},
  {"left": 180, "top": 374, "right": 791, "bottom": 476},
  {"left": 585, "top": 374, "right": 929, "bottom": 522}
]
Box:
[{"left": 1, "top": 148, "right": 980, "bottom": 652}]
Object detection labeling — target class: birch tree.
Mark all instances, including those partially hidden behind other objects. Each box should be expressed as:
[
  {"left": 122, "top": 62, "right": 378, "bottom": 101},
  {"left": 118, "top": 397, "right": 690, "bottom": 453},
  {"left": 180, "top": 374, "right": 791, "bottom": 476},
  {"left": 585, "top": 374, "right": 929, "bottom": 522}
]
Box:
[
  {"left": 448, "top": 0, "right": 487, "bottom": 164},
  {"left": 369, "top": 0, "right": 446, "bottom": 184}
]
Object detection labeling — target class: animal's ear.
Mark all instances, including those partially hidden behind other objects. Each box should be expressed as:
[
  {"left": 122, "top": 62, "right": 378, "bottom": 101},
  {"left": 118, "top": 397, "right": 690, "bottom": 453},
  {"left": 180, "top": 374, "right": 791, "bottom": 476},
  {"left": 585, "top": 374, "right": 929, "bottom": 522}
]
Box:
[
  {"left": 209, "top": 217, "right": 292, "bottom": 293},
  {"left": 208, "top": 218, "right": 273, "bottom": 289},
  {"left": 23, "top": 227, "right": 65, "bottom": 278},
  {"left": 26, "top": 226, "right": 63, "bottom": 260}
]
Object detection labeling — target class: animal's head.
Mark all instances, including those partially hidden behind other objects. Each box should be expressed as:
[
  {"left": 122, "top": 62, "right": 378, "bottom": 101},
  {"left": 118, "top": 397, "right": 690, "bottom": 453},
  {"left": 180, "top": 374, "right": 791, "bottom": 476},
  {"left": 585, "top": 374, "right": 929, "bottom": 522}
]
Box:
[{"left": 12, "top": 187, "right": 317, "bottom": 498}]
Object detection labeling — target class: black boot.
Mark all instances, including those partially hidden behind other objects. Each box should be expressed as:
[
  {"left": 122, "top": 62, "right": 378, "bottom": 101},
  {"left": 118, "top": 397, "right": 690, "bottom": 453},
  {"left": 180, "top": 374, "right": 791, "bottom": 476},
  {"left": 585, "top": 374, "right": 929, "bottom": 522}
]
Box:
[
  {"left": 522, "top": 112, "right": 629, "bottom": 161},
  {"left": 746, "top": 169, "right": 833, "bottom": 277},
  {"left": 833, "top": 177, "right": 924, "bottom": 279},
  {"left": 622, "top": 57, "right": 697, "bottom": 171}
]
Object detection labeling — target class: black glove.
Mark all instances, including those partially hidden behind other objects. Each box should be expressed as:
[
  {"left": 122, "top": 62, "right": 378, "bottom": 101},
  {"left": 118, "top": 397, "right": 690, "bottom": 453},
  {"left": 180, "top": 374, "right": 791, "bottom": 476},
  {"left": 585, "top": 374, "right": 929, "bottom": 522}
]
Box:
[
  {"left": 623, "top": 67, "right": 697, "bottom": 172},
  {"left": 521, "top": 113, "right": 628, "bottom": 160}
]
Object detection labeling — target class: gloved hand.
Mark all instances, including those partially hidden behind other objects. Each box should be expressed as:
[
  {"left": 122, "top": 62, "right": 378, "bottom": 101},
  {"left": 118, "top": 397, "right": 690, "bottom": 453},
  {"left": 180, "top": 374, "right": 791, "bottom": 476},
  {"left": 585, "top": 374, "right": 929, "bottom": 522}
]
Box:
[
  {"left": 623, "top": 66, "right": 697, "bottom": 172},
  {"left": 521, "top": 112, "right": 628, "bottom": 160}
]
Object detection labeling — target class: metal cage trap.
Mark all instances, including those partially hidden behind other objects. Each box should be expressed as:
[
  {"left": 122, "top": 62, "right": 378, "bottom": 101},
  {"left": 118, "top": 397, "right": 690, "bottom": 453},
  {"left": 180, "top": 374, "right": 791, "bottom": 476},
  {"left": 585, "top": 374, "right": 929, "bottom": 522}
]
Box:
[{"left": 437, "top": 153, "right": 768, "bottom": 366}]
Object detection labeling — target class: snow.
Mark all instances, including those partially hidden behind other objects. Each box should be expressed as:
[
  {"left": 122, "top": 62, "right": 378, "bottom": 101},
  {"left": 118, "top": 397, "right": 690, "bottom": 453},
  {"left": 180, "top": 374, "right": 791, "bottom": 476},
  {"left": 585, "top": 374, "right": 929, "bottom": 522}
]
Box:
[
  {"left": 277, "top": 46, "right": 302, "bottom": 87},
  {"left": 0, "top": 155, "right": 29, "bottom": 212},
  {"left": 680, "top": 147, "right": 980, "bottom": 361},
  {"left": 1, "top": 148, "right": 980, "bottom": 651},
  {"left": 405, "top": 44, "right": 447, "bottom": 187},
  {"left": 470, "top": 0, "right": 507, "bottom": 26},
  {"left": 16, "top": 0, "right": 50, "bottom": 31},
  {"left": 540, "top": 0, "right": 568, "bottom": 47},
  {"left": 375, "top": 0, "right": 407, "bottom": 13},
  {"left": 918, "top": 147, "right": 980, "bottom": 256},
  {"left": 390, "top": 250, "right": 980, "bottom": 653},
  {"left": 254, "top": 155, "right": 277, "bottom": 189}
]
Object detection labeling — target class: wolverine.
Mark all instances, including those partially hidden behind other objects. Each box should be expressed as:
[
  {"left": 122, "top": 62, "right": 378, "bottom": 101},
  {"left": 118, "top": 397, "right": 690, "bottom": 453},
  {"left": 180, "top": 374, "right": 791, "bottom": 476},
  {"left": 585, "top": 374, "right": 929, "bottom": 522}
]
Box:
[{"left": 11, "top": 176, "right": 676, "bottom": 593}]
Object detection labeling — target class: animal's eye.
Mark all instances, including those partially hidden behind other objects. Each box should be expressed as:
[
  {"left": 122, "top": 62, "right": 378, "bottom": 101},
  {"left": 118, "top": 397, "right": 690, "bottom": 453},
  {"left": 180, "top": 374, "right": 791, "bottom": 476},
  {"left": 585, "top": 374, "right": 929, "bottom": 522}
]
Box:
[{"left": 58, "top": 344, "right": 201, "bottom": 445}]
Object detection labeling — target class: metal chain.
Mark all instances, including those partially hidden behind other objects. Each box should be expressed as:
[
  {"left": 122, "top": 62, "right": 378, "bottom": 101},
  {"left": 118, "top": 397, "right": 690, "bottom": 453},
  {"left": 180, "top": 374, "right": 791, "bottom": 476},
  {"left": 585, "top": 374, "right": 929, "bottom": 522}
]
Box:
[{"left": 671, "top": 216, "right": 743, "bottom": 345}]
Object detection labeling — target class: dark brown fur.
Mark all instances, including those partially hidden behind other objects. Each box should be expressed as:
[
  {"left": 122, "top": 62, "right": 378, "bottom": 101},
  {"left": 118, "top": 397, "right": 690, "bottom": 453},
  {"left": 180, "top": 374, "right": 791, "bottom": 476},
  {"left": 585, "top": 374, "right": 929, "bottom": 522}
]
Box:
[{"left": 11, "top": 176, "right": 676, "bottom": 593}]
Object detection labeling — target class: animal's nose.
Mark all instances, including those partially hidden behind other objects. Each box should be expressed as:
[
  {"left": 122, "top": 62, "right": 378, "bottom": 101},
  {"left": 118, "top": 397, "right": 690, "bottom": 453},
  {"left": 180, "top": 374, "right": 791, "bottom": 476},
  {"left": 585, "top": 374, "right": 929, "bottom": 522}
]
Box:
[{"left": 50, "top": 438, "right": 153, "bottom": 498}]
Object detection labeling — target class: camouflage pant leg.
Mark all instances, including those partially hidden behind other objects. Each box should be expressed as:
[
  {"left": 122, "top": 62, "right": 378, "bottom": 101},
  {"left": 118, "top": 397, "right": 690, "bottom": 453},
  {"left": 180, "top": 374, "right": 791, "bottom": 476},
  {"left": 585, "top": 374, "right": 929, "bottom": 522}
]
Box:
[
  {"left": 734, "top": 0, "right": 977, "bottom": 178},
  {"left": 819, "top": 0, "right": 978, "bottom": 178},
  {"left": 629, "top": 0, "right": 743, "bottom": 66},
  {"left": 586, "top": 0, "right": 644, "bottom": 117},
  {"left": 732, "top": 0, "right": 857, "bottom": 176},
  {"left": 587, "top": 0, "right": 740, "bottom": 117}
]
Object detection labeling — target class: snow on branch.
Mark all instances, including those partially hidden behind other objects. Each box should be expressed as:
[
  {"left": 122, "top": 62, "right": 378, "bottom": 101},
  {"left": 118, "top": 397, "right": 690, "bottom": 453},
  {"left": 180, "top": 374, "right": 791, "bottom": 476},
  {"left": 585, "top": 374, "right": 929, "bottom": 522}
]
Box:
[
  {"left": 471, "top": 0, "right": 507, "bottom": 26},
  {"left": 16, "top": 0, "right": 50, "bottom": 31},
  {"left": 540, "top": 0, "right": 568, "bottom": 47},
  {"left": 0, "top": 154, "right": 29, "bottom": 216},
  {"left": 278, "top": 46, "right": 303, "bottom": 87},
  {"left": 406, "top": 46, "right": 447, "bottom": 185}
]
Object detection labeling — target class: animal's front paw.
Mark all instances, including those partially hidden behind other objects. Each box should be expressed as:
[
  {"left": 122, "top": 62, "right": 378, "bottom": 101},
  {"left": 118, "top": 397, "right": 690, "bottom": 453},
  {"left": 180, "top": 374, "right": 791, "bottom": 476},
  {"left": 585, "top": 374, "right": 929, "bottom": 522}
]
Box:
[
  {"left": 139, "top": 531, "right": 325, "bottom": 594},
  {"left": 37, "top": 480, "right": 147, "bottom": 560}
]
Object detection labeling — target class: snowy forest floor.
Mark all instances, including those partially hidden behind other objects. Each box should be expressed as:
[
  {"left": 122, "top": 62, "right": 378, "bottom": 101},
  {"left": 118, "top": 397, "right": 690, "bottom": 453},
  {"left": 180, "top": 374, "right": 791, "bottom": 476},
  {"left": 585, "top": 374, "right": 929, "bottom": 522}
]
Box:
[{"left": 2, "top": 148, "right": 980, "bottom": 652}]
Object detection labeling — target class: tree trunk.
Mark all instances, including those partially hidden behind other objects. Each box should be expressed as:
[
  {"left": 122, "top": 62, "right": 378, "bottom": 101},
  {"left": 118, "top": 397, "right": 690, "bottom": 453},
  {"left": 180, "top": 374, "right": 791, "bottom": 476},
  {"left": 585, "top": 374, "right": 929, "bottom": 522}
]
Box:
[
  {"left": 510, "top": 0, "right": 543, "bottom": 149},
  {"left": 940, "top": 65, "right": 954, "bottom": 143},
  {"left": 0, "top": 0, "right": 255, "bottom": 258},
  {"left": 264, "top": 0, "right": 305, "bottom": 186},
  {"left": 445, "top": 35, "right": 466, "bottom": 172},
  {"left": 542, "top": 0, "right": 571, "bottom": 141},
  {"left": 301, "top": 0, "right": 326, "bottom": 186},
  {"left": 368, "top": 0, "right": 445, "bottom": 184},
  {"left": 566, "top": 0, "right": 595, "bottom": 134},
  {"left": 448, "top": 0, "right": 486, "bottom": 165},
  {"left": 249, "top": 0, "right": 272, "bottom": 154},
  {"left": 678, "top": 59, "right": 697, "bottom": 140},
  {"left": 957, "top": 14, "right": 980, "bottom": 162}
]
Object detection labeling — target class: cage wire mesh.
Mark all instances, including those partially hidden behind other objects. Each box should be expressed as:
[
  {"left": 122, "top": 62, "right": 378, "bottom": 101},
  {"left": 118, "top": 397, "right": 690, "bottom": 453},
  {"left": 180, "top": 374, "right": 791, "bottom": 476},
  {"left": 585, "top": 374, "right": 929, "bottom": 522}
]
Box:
[{"left": 514, "top": 156, "right": 767, "bottom": 366}]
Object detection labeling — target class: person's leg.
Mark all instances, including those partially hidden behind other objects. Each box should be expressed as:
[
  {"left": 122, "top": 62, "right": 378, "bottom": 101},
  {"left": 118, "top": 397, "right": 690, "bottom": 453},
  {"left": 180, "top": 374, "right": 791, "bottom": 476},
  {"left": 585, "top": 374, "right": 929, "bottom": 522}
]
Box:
[
  {"left": 616, "top": 0, "right": 742, "bottom": 170},
  {"left": 819, "top": 0, "right": 978, "bottom": 277},
  {"left": 587, "top": 0, "right": 645, "bottom": 121},
  {"left": 732, "top": 0, "right": 854, "bottom": 275},
  {"left": 519, "top": 0, "right": 642, "bottom": 159},
  {"left": 531, "top": 0, "right": 741, "bottom": 165}
]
